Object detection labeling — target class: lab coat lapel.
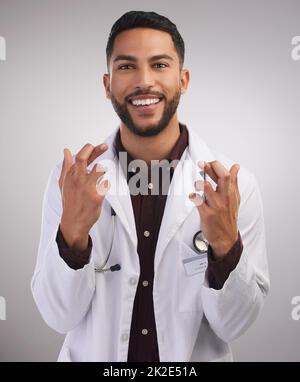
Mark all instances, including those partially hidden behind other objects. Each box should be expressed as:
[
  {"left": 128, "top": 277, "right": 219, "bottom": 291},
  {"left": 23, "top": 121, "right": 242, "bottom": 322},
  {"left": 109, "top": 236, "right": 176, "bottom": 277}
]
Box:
[
  {"left": 88, "top": 127, "right": 138, "bottom": 249},
  {"left": 105, "top": 157, "right": 138, "bottom": 249},
  {"left": 154, "top": 127, "right": 216, "bottom": 272}
]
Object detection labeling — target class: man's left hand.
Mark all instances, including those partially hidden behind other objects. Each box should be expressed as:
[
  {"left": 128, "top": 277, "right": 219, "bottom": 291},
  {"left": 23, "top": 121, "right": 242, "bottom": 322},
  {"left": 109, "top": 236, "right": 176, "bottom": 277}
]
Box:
[{"left": 189, "top": 160, "right": 241, "bottom": 259}]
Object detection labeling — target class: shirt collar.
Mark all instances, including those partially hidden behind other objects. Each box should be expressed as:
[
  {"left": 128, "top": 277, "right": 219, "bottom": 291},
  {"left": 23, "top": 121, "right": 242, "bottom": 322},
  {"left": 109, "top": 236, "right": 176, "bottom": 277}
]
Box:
[{"left": 114, "top": 123, "right": 189, "bottom": 175}]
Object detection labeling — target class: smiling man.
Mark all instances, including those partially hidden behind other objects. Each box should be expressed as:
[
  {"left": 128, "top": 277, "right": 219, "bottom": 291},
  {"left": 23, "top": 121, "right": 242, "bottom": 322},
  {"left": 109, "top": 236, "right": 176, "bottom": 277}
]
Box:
[{"left": 31, "top": 11, "right": 270, "bottom": 362}]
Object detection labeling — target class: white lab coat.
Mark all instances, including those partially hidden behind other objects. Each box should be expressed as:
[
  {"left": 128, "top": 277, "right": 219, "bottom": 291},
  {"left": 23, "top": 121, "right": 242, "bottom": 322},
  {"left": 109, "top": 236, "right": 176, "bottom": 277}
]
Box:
[{"left": 31, "top": 125, "right": 269, "bottom": 362}]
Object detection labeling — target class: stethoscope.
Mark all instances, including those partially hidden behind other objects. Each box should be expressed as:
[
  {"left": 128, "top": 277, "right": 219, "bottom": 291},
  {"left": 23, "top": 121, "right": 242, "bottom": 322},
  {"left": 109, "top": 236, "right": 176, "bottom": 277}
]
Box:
[
  {"left": 192, "top": 169, "right": 209, "bottom": 254},
  {"left": 94, "top": 207, "right": 121, "bottom": 273},
  {"left": 193, "top": 230, "right": 209, "bottom": 253},
  {"left": 94, "top": 170, "right": 209, "bottom": 271}
]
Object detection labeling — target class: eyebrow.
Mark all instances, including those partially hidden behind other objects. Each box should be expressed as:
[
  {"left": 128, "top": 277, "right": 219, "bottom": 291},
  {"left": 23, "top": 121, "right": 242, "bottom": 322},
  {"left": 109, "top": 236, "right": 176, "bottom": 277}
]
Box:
[{"left": 113, "top": 54, "right": 174, "bottom": 63}]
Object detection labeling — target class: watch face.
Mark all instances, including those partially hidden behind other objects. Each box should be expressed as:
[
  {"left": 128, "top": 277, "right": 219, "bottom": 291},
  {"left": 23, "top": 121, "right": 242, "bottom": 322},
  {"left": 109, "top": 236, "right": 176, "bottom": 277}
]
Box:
[{"left": 193, "top": 231, "right": 208, "bottom": 253}]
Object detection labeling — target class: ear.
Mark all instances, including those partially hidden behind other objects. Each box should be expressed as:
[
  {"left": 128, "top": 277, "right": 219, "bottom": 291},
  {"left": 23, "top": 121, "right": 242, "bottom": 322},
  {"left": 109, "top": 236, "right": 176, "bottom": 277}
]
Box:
[
  {"left": 103, "top": 73, "right": 111, "bottom": 99},
  {"left": 180, "top": 68, "right": 190, "bottom": 95}
]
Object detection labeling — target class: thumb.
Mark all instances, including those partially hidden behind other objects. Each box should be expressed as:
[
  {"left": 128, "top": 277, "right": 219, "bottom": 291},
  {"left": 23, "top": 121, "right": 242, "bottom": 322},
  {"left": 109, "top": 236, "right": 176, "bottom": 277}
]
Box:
[
  {"left": 96, "top": 179, "right": 111, "bottom": 197},
  {"left": 188, "top": 192, "right": 204, "bottom": 208}
]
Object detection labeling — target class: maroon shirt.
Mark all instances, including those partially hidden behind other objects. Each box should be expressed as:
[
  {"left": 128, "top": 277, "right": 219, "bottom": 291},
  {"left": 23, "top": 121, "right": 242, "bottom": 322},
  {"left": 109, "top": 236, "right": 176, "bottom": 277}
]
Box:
[{"left": 56, "top": 123, "right": 243, "bottom": 362}]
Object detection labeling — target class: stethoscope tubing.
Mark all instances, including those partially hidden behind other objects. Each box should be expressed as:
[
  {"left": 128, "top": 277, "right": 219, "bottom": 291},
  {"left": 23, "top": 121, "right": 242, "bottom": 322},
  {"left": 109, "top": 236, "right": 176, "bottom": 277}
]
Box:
[{"left": 94, "top": 208, "right": 116, "bottom": 273}]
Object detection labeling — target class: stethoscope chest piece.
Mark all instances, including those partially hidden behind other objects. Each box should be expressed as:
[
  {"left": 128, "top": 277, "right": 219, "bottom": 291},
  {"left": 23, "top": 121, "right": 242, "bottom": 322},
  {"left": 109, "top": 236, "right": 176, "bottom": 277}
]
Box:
[{"left": 193, "top": 230, "right": 209, "bottom": 254}]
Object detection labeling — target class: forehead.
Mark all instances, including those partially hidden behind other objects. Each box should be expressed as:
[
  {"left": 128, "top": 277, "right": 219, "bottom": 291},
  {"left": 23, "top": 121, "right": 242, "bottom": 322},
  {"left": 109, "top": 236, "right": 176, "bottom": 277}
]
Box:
[{"left": 111, "top": 27, "right": 178, "bottom": 59}]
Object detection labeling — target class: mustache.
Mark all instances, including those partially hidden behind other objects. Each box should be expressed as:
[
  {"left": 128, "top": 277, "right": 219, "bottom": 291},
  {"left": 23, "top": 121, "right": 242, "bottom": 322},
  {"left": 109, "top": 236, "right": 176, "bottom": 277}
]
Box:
[{"left": 125, "top": 90, "right": 164, "bottom": 102}]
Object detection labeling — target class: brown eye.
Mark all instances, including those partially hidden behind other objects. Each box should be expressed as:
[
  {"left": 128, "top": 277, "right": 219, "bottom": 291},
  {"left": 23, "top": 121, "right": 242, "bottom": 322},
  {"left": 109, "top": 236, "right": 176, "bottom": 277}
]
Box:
[
  {"left": 119, "top": 64, "right": 134, "bottom": 70},
  {"left": 154, "top": 63, "right": 167, "bottom": 68}
]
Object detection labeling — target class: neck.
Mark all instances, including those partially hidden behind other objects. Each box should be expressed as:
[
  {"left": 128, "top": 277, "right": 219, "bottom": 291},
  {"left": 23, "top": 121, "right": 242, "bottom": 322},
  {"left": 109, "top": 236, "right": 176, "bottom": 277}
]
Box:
[{"left": 119, "top": 115, "right": 180, "bottom": 165}]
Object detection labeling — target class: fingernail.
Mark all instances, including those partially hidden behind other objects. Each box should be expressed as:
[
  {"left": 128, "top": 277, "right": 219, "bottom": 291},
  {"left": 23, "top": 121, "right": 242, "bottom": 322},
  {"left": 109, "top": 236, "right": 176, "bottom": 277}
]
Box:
[
  {"left": 97, "top": 179, "right": 110, "bottom": 195},
  {"left": 198, "top": 160, "right": 206, "bottom": 170},
  {"left": 99, "top": 143, "right": 107, "bottom": 150},
  {"left": 194, "top": 179, "right": 204, "bottom": 190},
  {"left": 189, "top": 192, "right": 196, "bottom": 199}
]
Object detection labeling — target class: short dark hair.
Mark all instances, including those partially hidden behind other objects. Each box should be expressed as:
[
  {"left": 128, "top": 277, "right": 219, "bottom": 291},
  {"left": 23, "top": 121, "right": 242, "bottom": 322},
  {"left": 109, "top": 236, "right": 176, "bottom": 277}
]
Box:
[{"left": 106, "top": 11, "right": 185, "bottom": 70}]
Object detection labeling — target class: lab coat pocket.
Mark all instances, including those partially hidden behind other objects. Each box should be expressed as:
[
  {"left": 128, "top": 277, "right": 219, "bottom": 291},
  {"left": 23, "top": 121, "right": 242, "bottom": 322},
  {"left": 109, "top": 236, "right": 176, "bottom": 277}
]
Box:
[{"left": 177, "top": 241, "right": 207, "bottom": 313}]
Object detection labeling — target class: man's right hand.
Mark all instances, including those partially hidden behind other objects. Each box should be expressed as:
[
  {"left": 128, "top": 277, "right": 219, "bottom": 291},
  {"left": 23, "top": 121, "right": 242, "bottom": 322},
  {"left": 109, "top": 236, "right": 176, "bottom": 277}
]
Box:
[{"left": 58, "top": 143, "right": 110, "bottom": 252}]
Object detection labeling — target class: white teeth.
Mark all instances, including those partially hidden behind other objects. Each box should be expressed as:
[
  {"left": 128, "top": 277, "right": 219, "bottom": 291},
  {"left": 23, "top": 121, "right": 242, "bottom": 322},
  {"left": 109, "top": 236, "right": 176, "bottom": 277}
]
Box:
[{"left": 131, "top": 98, "right": 160, "bottom": 106}]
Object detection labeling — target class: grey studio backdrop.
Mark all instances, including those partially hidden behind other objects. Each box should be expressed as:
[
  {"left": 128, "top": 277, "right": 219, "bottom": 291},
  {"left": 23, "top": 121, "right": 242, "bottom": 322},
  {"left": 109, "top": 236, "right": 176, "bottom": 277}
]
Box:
[{"left": 0, "top": 0, "right": 299, "bottom": 362}]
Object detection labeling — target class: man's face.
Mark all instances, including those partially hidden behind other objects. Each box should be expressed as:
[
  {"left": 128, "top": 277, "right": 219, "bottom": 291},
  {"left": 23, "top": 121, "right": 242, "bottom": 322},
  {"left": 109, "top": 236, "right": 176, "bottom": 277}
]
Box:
[{"left": 103, "top": 28, "right": 189, "bottom": 137}]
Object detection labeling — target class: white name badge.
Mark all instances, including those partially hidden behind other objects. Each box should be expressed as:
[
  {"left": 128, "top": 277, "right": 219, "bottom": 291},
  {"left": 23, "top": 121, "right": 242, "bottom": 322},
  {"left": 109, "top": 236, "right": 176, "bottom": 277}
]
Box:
[{"left": 182, "top": 253, "right": 208, "bottom": 277}]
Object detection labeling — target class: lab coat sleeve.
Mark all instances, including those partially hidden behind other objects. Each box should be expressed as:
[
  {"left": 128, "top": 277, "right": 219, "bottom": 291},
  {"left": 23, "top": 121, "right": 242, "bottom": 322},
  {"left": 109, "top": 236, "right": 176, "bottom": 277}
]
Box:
[
  {"left": 201, "top": 169, "right": 270, "bottom": 343},
  {"left": 31, "top": 162, "right": 96, "bottom": 334}
]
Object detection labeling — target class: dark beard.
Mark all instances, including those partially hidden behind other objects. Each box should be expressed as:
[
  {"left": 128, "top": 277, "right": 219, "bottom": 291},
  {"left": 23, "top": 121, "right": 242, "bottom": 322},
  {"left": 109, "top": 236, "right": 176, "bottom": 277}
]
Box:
[{"left": 110, "top": 89, "right": 181, "bottom": 137}]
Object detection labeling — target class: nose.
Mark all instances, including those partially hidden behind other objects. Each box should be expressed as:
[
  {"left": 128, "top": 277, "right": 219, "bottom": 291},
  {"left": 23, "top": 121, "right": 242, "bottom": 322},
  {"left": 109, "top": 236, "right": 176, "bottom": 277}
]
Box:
[{"left": 133, "top": 66, "right": 155, "bottom": 89}]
